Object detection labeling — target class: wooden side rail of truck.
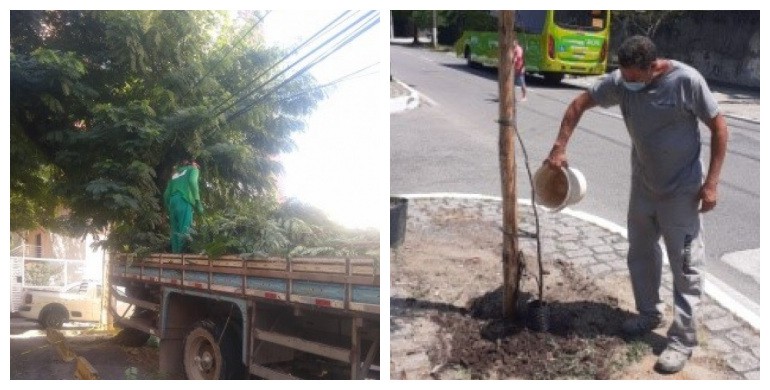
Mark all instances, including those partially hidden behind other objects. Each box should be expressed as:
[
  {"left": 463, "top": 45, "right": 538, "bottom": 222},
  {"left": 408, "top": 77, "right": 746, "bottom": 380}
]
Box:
[{"left": 108, "top": 252, "right": 380, "bottom": 379}]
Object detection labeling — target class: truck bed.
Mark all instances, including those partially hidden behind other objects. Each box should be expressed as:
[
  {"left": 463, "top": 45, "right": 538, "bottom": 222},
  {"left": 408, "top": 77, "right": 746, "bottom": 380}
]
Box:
[{"left": 109, "top": 253, "right": 379, "bottom": 314}]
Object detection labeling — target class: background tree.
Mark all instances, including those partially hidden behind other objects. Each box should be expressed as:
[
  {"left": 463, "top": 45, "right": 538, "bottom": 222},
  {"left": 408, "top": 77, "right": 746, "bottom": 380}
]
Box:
[
  {"left": 391, "top": 11, "right": 448, "bottom": 45},
  {"left": 392, "top": 11, "right": 494, "bottom": 46},
  {"left": 611, "top": 11, "right": 683, "bottom": 40},
  {"left": 10, "top": 10, "right": 329, "bottom": 254}
]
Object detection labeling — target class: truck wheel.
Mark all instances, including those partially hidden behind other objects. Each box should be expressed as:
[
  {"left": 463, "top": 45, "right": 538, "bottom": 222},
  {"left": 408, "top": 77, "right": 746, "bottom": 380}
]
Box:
[
  {"left": 183, "top": 321, "right": 242, "bottom": 379},
  {"left": 39, "top": 305, "right": 67, "bottom": 329}
]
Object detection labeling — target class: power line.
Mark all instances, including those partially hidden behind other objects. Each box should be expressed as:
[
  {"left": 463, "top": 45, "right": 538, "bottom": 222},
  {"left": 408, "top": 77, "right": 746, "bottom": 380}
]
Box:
[
  {"left": 215, "top": 11, "right": 374, "bottom": 121},
  {"left": 223, "top": 11, "right": 379, "bottom": 124},
  {"left": 205, "top": 11, "right": 355, "bottom": 119},
  {"left": 274, "top": 62, "right": 379, "bottom": 104},
  {"left": 180, "top": 11, "right": 271, "bottom": 104}
]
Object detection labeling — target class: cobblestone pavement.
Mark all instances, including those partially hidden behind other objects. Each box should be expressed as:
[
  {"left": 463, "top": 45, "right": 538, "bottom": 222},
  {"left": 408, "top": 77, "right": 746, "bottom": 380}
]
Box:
[{"left": 391, "top": 196, "right": 759, "bottom": 380}]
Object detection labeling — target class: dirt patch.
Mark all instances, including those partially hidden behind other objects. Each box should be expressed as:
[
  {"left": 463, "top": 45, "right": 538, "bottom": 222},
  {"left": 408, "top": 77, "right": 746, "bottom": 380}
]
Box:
[
  {"left": 9, "top": 327, "right": 167, "bottom": 380},
  {"left": 390, "top": 199, "right": 737, "bottom": 379}
]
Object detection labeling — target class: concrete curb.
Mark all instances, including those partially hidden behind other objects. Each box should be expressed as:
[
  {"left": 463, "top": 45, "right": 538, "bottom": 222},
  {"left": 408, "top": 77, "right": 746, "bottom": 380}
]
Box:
[
  {"left": 393, "top": 192, "right": 759, "bottom": 331},
  {"left": 390, "top": 80, "right": 420, "bottom": 113}
]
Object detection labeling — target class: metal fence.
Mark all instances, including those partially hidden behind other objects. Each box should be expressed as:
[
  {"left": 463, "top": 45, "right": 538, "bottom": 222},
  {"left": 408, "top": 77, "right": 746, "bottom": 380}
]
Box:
[{"left": 9, "top": 250, "right": 87, "bottom": 312}]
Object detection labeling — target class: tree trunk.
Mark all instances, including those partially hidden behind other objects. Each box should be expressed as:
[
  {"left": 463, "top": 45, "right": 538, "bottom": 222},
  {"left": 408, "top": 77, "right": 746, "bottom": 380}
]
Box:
[
  {"left": 432, "top": 11, "right": 438, "bottom": 49},
  {"left": 498, "top": 11, "right": 521, "bottom": 320}
]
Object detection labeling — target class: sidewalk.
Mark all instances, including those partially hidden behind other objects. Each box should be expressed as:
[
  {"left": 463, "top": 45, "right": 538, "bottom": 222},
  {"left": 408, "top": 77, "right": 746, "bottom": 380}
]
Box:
[{"left": 390, "top": 196, "right": 759, "bottom": 379}]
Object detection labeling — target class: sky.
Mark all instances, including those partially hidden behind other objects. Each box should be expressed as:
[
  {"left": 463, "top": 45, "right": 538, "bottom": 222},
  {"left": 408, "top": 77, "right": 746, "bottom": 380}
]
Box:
[{"left": 261, "top": 10, "right": 385, "bottom": 230}]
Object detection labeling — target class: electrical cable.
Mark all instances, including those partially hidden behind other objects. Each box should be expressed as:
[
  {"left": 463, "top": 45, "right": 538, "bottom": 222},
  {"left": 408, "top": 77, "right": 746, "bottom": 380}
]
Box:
[
  {"left": 274, "top": 62, "right": 378, "bottom": 103},
  {"left": 207, "top": 11, "right": 358, "bottom": 119},
  {"left": 223, "top": 12, "right": 378, "bottom": 124},
  {"left": 180, "top": 11, "right": 271, "bottom": 104},
  {"left": 220, "top": 11, "right": 377, "bottom": 122}
]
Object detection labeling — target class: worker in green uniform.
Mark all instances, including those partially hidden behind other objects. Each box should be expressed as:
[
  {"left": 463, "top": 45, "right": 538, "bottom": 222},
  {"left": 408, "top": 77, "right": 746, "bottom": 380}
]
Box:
[{"left": 163, "top": 159, "right": 204, "bottom": 253}]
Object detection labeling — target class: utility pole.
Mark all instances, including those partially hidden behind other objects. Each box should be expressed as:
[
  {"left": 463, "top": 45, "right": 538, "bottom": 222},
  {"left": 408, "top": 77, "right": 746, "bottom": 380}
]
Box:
[
  {"left": 498, "top": 10, "right": 521, "bottom": 320},
  {"left": 432, "top": 11, "right": 438, "bottom": 49}
]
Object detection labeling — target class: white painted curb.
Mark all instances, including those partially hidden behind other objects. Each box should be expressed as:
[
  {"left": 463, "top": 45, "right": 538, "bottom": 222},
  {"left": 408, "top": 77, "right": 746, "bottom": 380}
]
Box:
[{"left": 390, "top": 80, "right": 420, "bottom": 113}]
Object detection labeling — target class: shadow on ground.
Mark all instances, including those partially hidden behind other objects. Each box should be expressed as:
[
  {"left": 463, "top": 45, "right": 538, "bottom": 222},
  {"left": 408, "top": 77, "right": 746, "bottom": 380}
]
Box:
[{"left": 393, "top": 287, "right": 668, "bottom": 379}]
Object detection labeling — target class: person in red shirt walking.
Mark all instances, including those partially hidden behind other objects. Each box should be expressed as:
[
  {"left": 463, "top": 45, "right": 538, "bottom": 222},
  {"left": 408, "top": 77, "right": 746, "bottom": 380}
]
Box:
[{"left": 512, "top": 39, "right": 527, "bottom": 101}]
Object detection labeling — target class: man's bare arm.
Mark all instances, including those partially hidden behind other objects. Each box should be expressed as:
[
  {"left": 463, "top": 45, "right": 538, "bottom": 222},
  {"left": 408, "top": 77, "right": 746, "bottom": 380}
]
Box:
[
  {"left": 699, "top": 113, "right": 729, "bottom": 212},
  {"left": 546, "top": 91, "right": 598, "bottom": 168}
]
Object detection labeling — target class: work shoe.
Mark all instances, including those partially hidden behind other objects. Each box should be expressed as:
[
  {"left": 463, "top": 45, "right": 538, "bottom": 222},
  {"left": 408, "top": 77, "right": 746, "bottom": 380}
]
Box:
[
  {"left": 655, "top": 345, "right": 692, "bottom": 373},
  {"left": 621, "top": 315, "right": 662, "bottom": 336}
]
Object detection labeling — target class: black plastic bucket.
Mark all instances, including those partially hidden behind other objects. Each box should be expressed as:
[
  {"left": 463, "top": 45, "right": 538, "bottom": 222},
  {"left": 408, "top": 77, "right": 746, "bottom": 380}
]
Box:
[
  {"left": 390, "top": 197, "right": 408, "bottom": 248},
  {"left": 527, "top": 299, "right": 550, "bottom": 332}
]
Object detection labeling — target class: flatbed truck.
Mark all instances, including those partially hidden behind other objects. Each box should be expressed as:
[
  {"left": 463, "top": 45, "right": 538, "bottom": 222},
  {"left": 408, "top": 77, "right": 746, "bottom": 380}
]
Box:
[{"left": 108, "top": 252, "right": 379, "bottom": 379}]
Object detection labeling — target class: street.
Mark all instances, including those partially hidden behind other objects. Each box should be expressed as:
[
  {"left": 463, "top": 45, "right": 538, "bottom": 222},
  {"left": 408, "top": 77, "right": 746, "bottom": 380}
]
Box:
[{"left": 390, "top": 43, "right": 760, "bottom": 317}]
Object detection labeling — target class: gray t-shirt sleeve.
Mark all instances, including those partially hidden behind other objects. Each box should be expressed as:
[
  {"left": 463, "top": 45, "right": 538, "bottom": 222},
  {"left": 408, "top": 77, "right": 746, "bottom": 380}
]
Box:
[
  {"left": 687, "top": 72, "right": 720, "bottom": 122},
  {"left": 588, "top": 71, "right": 622, "bottom": 108}
]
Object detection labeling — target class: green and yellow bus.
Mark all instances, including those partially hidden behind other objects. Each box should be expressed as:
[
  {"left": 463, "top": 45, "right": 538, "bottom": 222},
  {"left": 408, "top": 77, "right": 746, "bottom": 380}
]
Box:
[{"left": 455, "top": 10, "right": 611, "bottom": 83}]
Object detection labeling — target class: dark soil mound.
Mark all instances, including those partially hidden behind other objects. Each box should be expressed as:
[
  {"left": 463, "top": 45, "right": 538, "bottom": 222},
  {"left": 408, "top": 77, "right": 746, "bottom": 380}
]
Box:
[{"left": 426, "top": 261, "right": 661, "bottom": 379}]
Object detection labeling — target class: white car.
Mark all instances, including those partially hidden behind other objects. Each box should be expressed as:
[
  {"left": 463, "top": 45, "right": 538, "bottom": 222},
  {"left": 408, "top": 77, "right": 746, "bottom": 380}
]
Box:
[{"left": 18, "top": 280, "right": 126, "bottom": 328}]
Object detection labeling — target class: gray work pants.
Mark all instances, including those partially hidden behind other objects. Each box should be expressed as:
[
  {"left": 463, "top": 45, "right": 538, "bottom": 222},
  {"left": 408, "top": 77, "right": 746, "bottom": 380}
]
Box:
[{"left": 626, "top": 180, "right": 705, "bottom": 352}]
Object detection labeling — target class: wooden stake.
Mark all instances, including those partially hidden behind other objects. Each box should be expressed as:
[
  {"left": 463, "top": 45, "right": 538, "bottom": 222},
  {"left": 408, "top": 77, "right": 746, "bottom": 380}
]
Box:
[{"left": 498, "top": 11, "right": 521, "bottom": 319}]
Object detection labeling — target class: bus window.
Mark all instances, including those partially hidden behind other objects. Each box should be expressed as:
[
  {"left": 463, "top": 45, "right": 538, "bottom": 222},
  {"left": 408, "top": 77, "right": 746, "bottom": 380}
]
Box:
[
  {"left": 516, "top": 10, "right": 547, "bottom": 34},
  {"left": 553, "top": 11, "right": 607, "bottom": 32}
]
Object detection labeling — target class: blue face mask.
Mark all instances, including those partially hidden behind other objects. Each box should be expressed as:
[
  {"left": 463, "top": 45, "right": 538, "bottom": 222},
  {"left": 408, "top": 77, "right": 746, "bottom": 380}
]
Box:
[{"left": 622, "top": 81, "right": 647, "bottom": 92}]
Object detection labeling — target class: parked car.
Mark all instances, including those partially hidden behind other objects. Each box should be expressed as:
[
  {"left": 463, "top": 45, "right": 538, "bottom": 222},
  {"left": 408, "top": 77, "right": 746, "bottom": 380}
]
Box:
[{"left": 17, "top": 280, "right": 128, "bottom": 328}]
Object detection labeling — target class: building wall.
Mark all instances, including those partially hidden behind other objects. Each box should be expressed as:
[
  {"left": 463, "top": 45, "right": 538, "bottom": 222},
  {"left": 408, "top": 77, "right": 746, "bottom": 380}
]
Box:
[
  {"left": 19, "top": 228, "right": 86, "bottom": 259},
  {"left": 611, "top": 11, "right": 760, "bottom": 89}
]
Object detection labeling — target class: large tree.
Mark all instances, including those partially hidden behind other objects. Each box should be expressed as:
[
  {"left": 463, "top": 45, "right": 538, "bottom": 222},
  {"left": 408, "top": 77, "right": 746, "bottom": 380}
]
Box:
[{"left": 10, "top": 11, "right": 326, "bottom": 253}]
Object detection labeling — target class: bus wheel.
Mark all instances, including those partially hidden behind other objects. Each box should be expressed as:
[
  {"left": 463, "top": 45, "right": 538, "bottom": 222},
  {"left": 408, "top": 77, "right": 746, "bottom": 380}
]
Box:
[
  {"left": 543, "top": 72, "right": 564, "bottom": 85},
  {"left": 465, "top": 46, "right": 479, "bottom": 68}
]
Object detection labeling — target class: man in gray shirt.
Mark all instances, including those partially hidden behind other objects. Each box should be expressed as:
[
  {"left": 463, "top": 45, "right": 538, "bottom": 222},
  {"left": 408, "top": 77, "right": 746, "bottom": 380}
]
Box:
[{"left": 545, "top": 35, "right": 729, "bottom": 373}]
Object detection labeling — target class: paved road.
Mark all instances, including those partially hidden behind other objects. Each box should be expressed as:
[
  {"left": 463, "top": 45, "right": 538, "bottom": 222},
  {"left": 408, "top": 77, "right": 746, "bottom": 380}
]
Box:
[{"left": 390, "top": 43, "right": 760, "bottom": 314}]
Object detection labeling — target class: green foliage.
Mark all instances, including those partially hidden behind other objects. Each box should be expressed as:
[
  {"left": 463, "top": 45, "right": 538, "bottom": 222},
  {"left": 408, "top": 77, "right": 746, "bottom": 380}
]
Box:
[
  {"left": 187, "top": 198, "right": 378, "bottom": 259},
  {"left": 24, "top": 261, "right": 64, "bottom": 286},
  {"left": 124, "top": 367, "right": 139, "bottom": 380},
  {"left": 10, "top": 11, "right": 325, "bottom": 249},
  {"left": 444, "top": 11, "right": 497, "bottom": 33}
]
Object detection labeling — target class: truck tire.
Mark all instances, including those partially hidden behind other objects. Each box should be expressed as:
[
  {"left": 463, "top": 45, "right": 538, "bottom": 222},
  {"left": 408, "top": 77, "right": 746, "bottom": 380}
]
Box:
[
  {"left": 39, "top": 304, "right": 67, "bottom": 329},
  {"left": 183, "top": 320, "right": 243, "bottom": 380}
]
